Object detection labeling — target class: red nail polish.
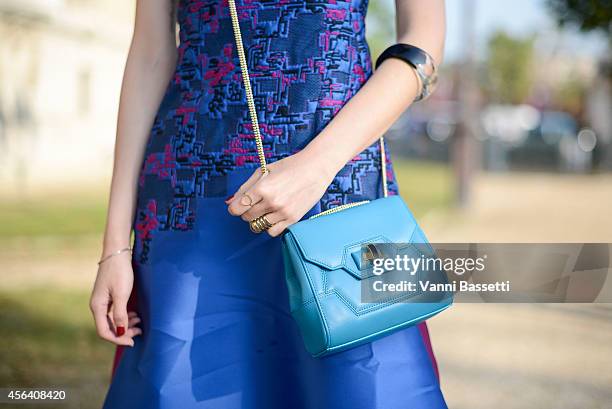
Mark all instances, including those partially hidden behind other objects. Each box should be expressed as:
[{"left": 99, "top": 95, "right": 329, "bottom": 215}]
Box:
[
  {"left": 117, "top": 326, "right": 126, "bottom": 336},
  {"left": 225, "top": 194, "right": 234, "bottom": 203}
]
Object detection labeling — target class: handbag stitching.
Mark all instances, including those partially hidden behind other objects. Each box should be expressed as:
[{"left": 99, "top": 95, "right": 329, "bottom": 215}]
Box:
[
  {"left": 305, "top": 269, "right": 420, "bottom": 310},
  {"left": 299, "top": 298, "right": 317, "bottom": 307},
  {"left": 321, "top": 267, "right": 327, "bottom": 296},
  {"left": 323, "top": 288, "right": 420, "bottom": 315},
  {"left": 319, "top": 303, "right": 453, "bottom": 356},
  {"left": 311, "top": 291, "right": 452, "bottom": 354},
  {"left": 408, "top": 224, "right": 419, "bottom": 242},
  {"left": 286, "top": 232, "right": 331, "bottom": 351}
]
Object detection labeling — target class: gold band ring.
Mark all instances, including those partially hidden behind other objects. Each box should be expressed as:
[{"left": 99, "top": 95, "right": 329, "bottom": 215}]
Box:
[
  {"left": 249, "top": 214, "right": 274, "bottom": 234},
  {"left": 241, "top": 193, "right": 254, "bottom": 207}
]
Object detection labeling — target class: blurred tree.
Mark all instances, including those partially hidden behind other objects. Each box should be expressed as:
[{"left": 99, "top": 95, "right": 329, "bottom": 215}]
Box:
[
  {"left": 547, "top": 0, "right": 612, "bottom": 34},
  {"left": 485, "top": 31, "right": 535, "bottom": 104}
]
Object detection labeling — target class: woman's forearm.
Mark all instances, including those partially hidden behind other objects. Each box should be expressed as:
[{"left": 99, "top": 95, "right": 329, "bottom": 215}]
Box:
[
  {"left": 102, "top": 2, "right": 177, "bottom": 254},
  {"left": 300, "top": 58, "right": 422, "bottom": 178},
  {"left": 300, "top": 0, "right": 446, "bottom": 179}
]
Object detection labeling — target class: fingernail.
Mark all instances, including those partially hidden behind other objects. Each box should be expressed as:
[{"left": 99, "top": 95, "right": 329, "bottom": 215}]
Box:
[
  {"left": 224, "top": 194, "right": 234, "bottom": 203},
  {"left": 116, "top": 326, "right": 126, "bottom": 336}
]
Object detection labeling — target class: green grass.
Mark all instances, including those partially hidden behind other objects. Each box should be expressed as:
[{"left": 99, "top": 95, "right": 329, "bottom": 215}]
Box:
[
  {"left": 392, "top": 159, "right": 454, "bottom": 217},
  {"left": 0, "top": 160, "right": 452, "bottom": 239},
  {"left": 0, "top": 193, "right": 107, "bottom": 238},
  {"left": 0, "top": 288, "right": 114, "bottom": 409}
]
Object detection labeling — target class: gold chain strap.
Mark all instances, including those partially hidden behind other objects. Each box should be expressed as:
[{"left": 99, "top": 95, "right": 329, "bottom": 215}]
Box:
[
  {"left": 228, "top": 0, "right": 268, "bottom": 175},
  {"left": 227, "top": 0, "right": 388, "bottom": 196}
]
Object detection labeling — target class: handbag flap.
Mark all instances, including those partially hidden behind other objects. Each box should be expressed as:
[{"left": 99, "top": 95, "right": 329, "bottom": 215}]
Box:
[{"left": 284, "top": 196, "right": 429, "bottom": 280}]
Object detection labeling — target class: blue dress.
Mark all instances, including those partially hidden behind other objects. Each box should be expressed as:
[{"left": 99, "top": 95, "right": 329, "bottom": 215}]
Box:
[{"left": 103, "top": 0, "right": 448, "bottom": 408}]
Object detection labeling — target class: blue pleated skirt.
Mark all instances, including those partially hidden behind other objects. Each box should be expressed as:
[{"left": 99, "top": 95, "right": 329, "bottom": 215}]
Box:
[{"left": 102, "top": 197, "right": 447, "bottom": 409}]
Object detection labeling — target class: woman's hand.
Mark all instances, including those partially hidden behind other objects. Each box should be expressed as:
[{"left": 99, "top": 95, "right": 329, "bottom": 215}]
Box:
[
  {"left": 227, "top": 150, "right": 337, "bottom": 236},
  {"left": 89, "top": 251, "right": 142, "bottom": 346}
]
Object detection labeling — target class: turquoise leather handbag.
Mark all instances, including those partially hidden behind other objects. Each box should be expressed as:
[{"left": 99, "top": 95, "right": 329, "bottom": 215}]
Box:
[
  {"left": 229, "top": 0, "right": 453, "bottom": 357},
  {"left": 282, "top": 196, "right": 453, "bottom": 357}
]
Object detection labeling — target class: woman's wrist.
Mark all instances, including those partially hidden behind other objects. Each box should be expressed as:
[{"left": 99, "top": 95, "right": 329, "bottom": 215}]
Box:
[
  {"left": 298, "top": 131, "right": 355, "bottom": 182},
  {"left": 102, "top": 232, "right": 132, "bottom": 257},
  {"left": 102, "top": 208, "right": 134, "bottom": 254},
  {"left": 297, "top": 144, "right": 342, "bottom": 183}
]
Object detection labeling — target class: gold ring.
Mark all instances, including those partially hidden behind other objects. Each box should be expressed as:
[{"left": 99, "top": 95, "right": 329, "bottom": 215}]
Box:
[
  {"left": 241, "top": 194, "right": 254, "bottom": 207},
  {"left": 249, "top": 214, "right": 274, "bottom": 234}
]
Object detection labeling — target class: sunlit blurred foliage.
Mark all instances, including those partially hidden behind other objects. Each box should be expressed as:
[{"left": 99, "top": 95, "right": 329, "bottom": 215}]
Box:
[
  {"left": 365, "top": 0, "right": 395, "bottom": 59},
  {"left": 485, "top": 31, "right": 535, "bottom": 104}
]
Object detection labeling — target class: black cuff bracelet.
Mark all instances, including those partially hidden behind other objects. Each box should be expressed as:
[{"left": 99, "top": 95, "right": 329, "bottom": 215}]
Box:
[{"left": 374, "top": 43, "right": 438, "bottom": 101}]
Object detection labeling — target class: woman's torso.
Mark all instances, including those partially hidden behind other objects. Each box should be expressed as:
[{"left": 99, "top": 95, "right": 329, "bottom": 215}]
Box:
[{"left": 135, "top": 0, "right": 396, "bottom": 251}]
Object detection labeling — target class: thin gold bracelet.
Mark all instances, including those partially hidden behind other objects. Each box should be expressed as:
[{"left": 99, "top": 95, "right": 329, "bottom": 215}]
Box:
[{"left": 97, "top": 247, "right": 132, "bottom": 265}]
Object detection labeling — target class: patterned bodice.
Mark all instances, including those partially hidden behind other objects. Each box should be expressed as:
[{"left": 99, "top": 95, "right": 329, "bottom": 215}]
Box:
[{"left": 134, "top": 0, "right": 397, "bottom": 258}]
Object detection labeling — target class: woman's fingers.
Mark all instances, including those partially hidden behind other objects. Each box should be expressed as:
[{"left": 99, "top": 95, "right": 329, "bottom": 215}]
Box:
[
  {"left": 126, "top": 326, "right": 143, "bottom": 339},
  {"left": 228, "top": 170, "right": 269, "bottom": 216},
  {"left": 240, "top": 200, "right": 273, "bottom": 222},
  {"left": 118, "top": 317, "right": 142, "bottom": 341},
  {"left": 266, "top": 219, "right": 292, "bottom": 237},
  {"left": 128, "top": 315, "right": 141, "bottom": 327},
  {"left": 109, "top": 308, "right": 143, "bottom": 346},
  {"left": 111, "top": 294, "right": 130, "bottom": 337},
  {"left": 91, "top": 293, "right": 142, "bottom": 346},
  {"left": 244, "top": 211, "right": 288, "bottom": 236},
  {"left": 228, "top": 187, "right": 263, "bottom": 216},
  {"left": 125, "top": 316, "right": 143, "bottom": 341},
  {"left": 90, "top": 295, "right": 116, "bottom": 342}
]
